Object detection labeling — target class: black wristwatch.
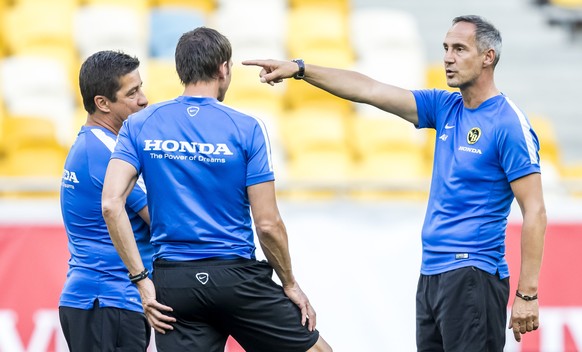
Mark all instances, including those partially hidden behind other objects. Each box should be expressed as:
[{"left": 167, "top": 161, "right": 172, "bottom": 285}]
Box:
[
  {"left": 128, "top": 268, "right": 149, "bottom": 284},
  {"left": 515, "top": 290, "right": 538, "bottom": 301},
  {"left": 291, "top": 58, "right": 305, "bottom": 80}
]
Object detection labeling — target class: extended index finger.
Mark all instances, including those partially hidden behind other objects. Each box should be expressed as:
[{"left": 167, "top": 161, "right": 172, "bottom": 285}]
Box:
[{"left": 241, "top": 59, "right": 268, "bottom": 67}]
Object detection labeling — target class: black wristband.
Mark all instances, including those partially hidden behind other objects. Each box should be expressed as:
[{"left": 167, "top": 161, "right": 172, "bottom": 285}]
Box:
[
  {"left": 291, "top": 58, "right": 305, "bottom": 80},
  {"left": 516, "top": 290, "right": 538, "bottom": 301},
  {"left": 128, "top": 268, "right": 149, "bottom": 284}
]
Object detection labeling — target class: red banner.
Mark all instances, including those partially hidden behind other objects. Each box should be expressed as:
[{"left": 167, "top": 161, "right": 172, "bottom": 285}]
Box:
[
  {"left": 0, "top": 225, "right": 243, "bottom": 352},
  {"left": 1, "top": 223, "right": 581, "bottom": 351},
  {"left": 505, "top": 222, "right": 582, "bottom": 352}
]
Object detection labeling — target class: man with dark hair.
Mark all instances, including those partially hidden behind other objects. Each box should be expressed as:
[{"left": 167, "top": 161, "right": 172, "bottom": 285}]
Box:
[
  {"left": 244, "top": 15, "right": 546, "bottom": 351},
  {"left": 102, "top": 27, "right": 332, "bottom": 352},
  {"left": 59, "top": 50, "right": 152, "bottom": 351}
]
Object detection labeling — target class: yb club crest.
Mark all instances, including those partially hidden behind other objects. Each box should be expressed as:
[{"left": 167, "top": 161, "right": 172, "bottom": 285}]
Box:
[{"left": 467, "top": 127, "right": 481, "bottom": 145}]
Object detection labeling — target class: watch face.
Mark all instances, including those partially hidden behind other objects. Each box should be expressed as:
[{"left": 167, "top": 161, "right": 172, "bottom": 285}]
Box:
[{"left": 292, "top": 59, "right": 305, "bottom": 79}]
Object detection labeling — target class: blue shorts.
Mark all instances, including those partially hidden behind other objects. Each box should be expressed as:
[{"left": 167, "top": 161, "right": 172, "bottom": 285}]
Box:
[
  {"left": 153, "top": 258, "right": 320, "bottom": 352},
  {"left": 416, "top": 266, "right": 510, "bottom": 352}
]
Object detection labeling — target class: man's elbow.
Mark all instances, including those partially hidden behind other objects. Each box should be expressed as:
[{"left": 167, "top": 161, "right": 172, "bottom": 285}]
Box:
[
  {"left": 101, "top": 197, "right": 121, "bottom": 222},
  {"left": 255, "top": 219, "right": 284, "bottom": 239}
]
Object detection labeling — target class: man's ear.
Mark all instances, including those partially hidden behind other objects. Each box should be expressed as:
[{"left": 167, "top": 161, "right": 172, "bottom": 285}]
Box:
[
  {"left": 219, "top": 61, "right": 229, "bottom": 78},
  {"left": 483, "top": 48, "right": 496, "bottom": 68},
  {"left": 94, "top": 96, "right": 110, "bottom": 113}
]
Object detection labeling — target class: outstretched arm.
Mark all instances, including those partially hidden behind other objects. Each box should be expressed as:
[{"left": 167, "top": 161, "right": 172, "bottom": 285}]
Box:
[
  {"left": 248, "top": 181, "right": 317, "bottom": 331},
  {"left": 508, "top": 172, "right": 546, "bottom": 342},
  {"left": 102, "top": 158, "right": 176, "bottom": 333},
  {"left": 242, "top": 59, "right": 419, "bottom": 124}
]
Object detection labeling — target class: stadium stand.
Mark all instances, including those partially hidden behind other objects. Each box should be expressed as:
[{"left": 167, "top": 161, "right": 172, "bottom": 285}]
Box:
[
  {"left": 73, "top": 4, "right": 148, "bottom": 60},
  {"left": 542, "top": 0, "right": 582, "bottom": 41},
  {"left": 287, "top": 4, "right": 353, "bottom": 61},
  {"left": 82, "top": 0, "right": 150, "bottom": 11},
  {"left": 425, "top": 62, "right": 457, "bottom": 91},
  {"left": 0, "top": 55, "right": 76, "bottom": 146},
  {"left": 148, "top": 6, "right": 206, "bottom": 59},
  {"left": 212, "top": 0, "right": 287, "bottom": 63},
  {"left": 350, "top": 113, "right": 429, "bottom": 199},
  {"left": 2, "top": 1, "right": 79, "bottom": 86},
  {"left": 142, "top": 58, "right": 183, "bottom": 103},
  {"left": 155, "top": 0, "right": 217, "bottom": 14},
  {"left": 0, "top": 0, "right": 580, "bottom": 200},
  {"left": 279, "top": 107, "right": 353, "bottom": 191},
  {"left": 0, "top": 116, "right": 67, "bottom": 197}
]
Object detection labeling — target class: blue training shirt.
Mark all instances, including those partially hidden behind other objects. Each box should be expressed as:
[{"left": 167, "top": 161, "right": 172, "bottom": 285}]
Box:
[
  {"left": 60, "top": 126, "right": 153, "bottom": 312},
  {"left": 413, "top": 90, "right": 541, "bottom": 279},
  {"left": 112, "top": 96, "right": 275, "bottom": 261}
]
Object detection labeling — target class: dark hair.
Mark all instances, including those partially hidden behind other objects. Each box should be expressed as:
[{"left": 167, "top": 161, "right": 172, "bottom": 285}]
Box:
[
  {"left": 175, "top": 27, "right": 232, "bottom": 85},
  {"left": 79, "top": 50, "right": 140, "bottom": 114},
  {"left": 452, "top": 15, "right": 502, "bottom": 67}
]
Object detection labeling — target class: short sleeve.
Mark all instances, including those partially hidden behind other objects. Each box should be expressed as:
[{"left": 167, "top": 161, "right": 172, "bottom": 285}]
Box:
[
  {"left": 111, "top": 119, "right": 141, "bottom": 174},
  {"left": 498, "top": 113, "right": 541, "bottom": 182},
  {"left": 246, "top": 119, "right": 275, "bottom": 187}
]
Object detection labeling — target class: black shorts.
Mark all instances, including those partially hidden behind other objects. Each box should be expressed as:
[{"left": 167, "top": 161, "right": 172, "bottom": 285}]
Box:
[
  {"left": 416, "top": 266, "right": 510, "bottom": 352},
  {"left": 153, "top": 258, "right": 320, "bottom": 352},
  {"left": 59, "top": 299, "right": 150, "bottom": 352}
]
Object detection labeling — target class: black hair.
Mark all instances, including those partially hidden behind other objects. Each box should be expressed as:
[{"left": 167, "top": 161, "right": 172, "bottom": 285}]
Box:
[{"left": 79, "top": 50, "right": 140, "bottom": 114}]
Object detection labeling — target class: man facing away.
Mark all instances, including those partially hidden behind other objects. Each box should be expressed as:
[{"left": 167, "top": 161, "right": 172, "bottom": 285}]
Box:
[
  {"left": 102, "top": 27, "right": 332, "bottom": 352},
  {"left": 59, "top": 50, "right": 153, "bottom": 351},
  {"left": 244, "top": 15, "right": 546, "bottom": 352}
]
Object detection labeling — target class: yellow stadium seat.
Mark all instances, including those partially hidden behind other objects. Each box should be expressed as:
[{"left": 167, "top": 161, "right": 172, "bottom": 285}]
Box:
[
  {"left": 278, "top": 107, "right": 354, "bottom": 196},
  {"left": 153, "top": 0, "right": 216, "bottom": 14},
  {"left": 288, "top": 0, "right": 350, "bottom": 15},
  {"left": 285, "top": 150, "right": 354, "bottom": 183},
  {"left": 349, "top": 115, "right": 430, "bottom": 199},
  {"left": 292, "top": 46, "right": 355, "bottom": 71},
  {"left": 425, "top": 62, "right": 458, "bottom": 91},
  {"left": 82, "top": 0, "right": 150, "bottom": 11},
  {"left": 70, "top": 107, "right": 88, "bottom": 144},
  {"left": 284, "top": 79, "right": 354, "bottom": 114},
  {"left": 221, "top": 67, "right": 285, "bottom": 168},
  {"left": 287, "top": 5, "right": 353, "bottom": 61},
  {"left": 1, "top": 55, "right": 76, "bottom": 145},
  {"left": 143, "top": 59, "right": 183, "bottom": 104},
  {"left": 0, "top": 1, "right": 5, "bottom": 57},
  {"left": 278, "top": 150, "right": 354, "bottom": 200},
  {"left": 550, "top": 0, "right": 582, "bottom": 7},
  {"left": 13, "top": 0, "right": 80, "bottom": 6},
  {"left": 350, "top": 150, "right": 429, "bottom": 200},
  {"left": 0, "top": 142, "right": 67, "bottom": 198},
  {"left": 0, "top": 115, "right": 68, "bottom": 197},
  {"left": 560, "top": 162, "right": 582, "bottom": 198},
  {"left": 225, "top": 64, "right": 285, "bottom": 112},
  {"left": 2, "top": 2, "right": 76, "bottom": 55},
  {"left": 351, "top": 114, "right": 426, "bottom": 156},
  {"left": 280, "top": 107, "right": 351, "bottom": 158},
  {"left": 0, "top": 116, "right": 61, "bottom": 153},
  {"left": 3, "top": 144, "right": 68, "bottom": 178},
  {"left": 529, "top": 114, "right": 561, "bottom": 167}
]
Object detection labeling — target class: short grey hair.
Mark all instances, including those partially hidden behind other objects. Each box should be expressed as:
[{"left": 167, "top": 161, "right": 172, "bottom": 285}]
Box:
[{"left": 453, "top": 15, "right": 502, "bottom": 67}]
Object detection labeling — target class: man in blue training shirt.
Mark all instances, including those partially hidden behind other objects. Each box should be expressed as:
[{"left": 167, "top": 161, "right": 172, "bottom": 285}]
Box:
[
  {"left": 102, "top": 27, "right": 332, "bottom": 352},
  {"left": 59, "top": 50, "right": 153, "bottom": 351},
  {"left": 244, "top": 15, "right": 546, "bottom": 352}
]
